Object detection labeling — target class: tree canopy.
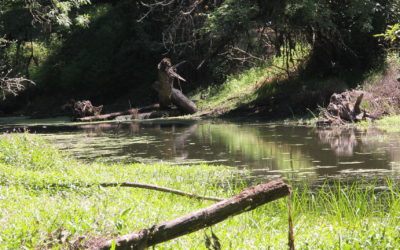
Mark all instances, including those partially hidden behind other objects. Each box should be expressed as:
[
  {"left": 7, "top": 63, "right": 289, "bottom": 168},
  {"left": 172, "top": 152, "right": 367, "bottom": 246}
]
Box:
[{"left": 0, "top": 0, "right": 399, "bottom": 112}]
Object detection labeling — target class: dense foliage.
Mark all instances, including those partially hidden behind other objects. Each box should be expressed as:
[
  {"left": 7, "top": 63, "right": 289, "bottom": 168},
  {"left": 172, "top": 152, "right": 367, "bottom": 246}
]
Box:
[{"left": 0, "top": 0, "right": 399, "bottom": 114}]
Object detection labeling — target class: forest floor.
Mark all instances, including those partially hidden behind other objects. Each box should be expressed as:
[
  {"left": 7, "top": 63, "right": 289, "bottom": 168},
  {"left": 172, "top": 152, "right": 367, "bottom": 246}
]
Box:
[{"left": 1, "top": 133, "right": 400, "bottom": 249}]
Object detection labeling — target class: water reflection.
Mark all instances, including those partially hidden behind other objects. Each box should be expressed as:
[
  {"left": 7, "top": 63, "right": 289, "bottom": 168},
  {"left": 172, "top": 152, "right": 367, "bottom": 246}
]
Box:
[
  {"left": 4, "top": 119, "right": 400, "bottom": 181},
  {"left": 317, "top": 128, "right": 358, "bottom": 156}
]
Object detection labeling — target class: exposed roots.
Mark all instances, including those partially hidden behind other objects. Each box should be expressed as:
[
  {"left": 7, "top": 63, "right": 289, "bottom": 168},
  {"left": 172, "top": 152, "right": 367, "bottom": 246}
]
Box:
[{"left": 318, "top": 63, "right": 400, "bottom": 126}]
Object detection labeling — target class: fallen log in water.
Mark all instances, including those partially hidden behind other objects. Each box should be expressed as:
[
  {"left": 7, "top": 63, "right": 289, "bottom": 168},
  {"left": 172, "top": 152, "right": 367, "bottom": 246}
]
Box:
[
  {"left": 97, "top": 180, "right": 291, "bottom": 250},
  {"left": 137, "top": 109, "right": 182, "bottom": 120},
  {"left": 75, "top": 107, "right": 183, "bottom": 122},
  {"left": 75, "top": 109, "right": 138, "bottom": 122}
]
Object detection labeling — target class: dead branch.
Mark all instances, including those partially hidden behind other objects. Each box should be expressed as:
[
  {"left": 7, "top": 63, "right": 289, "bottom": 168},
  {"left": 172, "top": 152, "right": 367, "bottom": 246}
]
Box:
[
  {"left": 139, "top": 0, "right": 206, "bottom": 54},
  {"left": 231, "top": 46, "right": 265, "bottom": 62},
  {"left": 99, "top": 182, "right": 224, "bottom": 202},
  {"left": 138, "top": 0, "right": 176, "bottom": 22},
  {"left": 0, "top": 70, "right": 35, "bottom": 99},
  {"left": 75, "top": 109, "right": 138, "bottom": 122},
  {"left": 97, "top": 180, "right": 291, "bottom": 250}
]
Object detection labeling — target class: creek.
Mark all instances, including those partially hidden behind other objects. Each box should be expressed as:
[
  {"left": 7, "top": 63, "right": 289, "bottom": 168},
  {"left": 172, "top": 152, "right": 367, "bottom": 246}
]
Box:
[{"left": 1, "top": 117, "right": 400, "bottom": 183}]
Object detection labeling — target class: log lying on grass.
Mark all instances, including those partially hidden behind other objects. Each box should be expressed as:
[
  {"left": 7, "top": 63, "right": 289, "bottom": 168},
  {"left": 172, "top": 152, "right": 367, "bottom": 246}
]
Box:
[{"left": 97, "top": 180, "right": 291, "bottom": 250}]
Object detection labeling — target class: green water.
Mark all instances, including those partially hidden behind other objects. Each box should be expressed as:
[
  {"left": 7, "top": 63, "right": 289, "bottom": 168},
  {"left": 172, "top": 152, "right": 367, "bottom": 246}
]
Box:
[{"left": 1, "top": 117, "right": 400, "bottom": 182}]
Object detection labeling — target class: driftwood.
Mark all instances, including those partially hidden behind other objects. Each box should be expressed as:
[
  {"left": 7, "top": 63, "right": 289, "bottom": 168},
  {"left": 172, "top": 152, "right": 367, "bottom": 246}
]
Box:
[
  {"left": 73, "top": 100, "right": 103, "bottom": 118},
  {"left": 138, "top": 109, "right": 181, "bottom": 119},
  {"left": 99, "top": 182, "right": 224, "bottom": 202},
  {"left": 97, "top": 180, "right": 291, "bottom": 250},
  {"left": 75, "top": 108, "right": 138, "bottom": 122},
  {"left": 61, "top": 100, "right": 103, "bottom": 119},
  {"left": 318, "top": 90, "right": 370, "bottom": 125},
  {"left": 75, "top": 106, "right": 183, "bottom": 122}
]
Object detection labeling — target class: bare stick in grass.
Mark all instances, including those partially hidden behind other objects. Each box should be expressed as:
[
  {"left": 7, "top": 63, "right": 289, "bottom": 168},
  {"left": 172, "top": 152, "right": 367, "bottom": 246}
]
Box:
[{"left": 99, "top": 182, "right": 224, "bottom": 202}]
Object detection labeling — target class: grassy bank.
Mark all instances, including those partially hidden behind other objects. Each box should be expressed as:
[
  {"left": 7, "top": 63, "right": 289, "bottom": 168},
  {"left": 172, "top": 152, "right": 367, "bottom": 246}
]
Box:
[
  {"left": 192, "top": 47, "right": 310, "bottom": 115},
  {"left": 1, "top": 133, "right": 400, "bottom": 249},
  {"left": 360, "top": 115, "right": 400, "bottom": 133}
]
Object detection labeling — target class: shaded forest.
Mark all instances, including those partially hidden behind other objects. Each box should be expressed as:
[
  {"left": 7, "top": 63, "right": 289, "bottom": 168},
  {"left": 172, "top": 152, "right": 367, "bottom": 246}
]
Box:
[{"left": 0, "top": 0, "right": 399, "bottom": 117}]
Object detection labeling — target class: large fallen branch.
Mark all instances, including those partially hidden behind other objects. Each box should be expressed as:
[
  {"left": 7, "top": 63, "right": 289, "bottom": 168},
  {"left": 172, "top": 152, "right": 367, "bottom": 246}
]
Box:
[
  {"left": 171, "top": 88, "right": 197, "bottom": 114},
  {"left": 99, "top": 182, "right": 224, "bottom": 202},
  {"left": 75, "top": 109, "right": 138, "bottom": 122},
  {"left": 97, "top": 180, "right": 291, "bottom": 250}
]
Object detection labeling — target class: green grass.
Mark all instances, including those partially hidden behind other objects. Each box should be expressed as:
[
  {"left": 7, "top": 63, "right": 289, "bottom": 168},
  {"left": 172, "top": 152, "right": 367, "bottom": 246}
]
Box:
[
  {"left": 193, "top": 47, "right": 309, "bottom": 114},
  {"left": 193, "top": 63, "right": 277, "bottom": 112},
  {"left": 372, "top": 115, "right": 400, "bottom": 132},
  {"left": 1, "top": 133, "right": 400, "bottom": 249},
  {"left": 358, "top": 115, "right": 400, "bottom": 133}
]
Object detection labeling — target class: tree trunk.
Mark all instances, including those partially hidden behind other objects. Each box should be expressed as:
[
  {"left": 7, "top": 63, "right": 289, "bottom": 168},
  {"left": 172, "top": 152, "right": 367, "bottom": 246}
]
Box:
[
  {"left": 154, "top": 58, "right": 197, "bottom": 114},
  {"left": 97, "top": 180, "right": 291, "bottom": 250},
  {"left": 157, "top": 58, "right": 174, "bottom": 109},
  {"left": 171, "top": 88, "right": 197, "bottom": 114}
]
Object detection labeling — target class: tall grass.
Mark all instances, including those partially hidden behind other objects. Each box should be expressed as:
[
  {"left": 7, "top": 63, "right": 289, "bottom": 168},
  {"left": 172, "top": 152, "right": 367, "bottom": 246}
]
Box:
[{"left": 1, "top": 133, "right": 400, "bottom": 249}]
